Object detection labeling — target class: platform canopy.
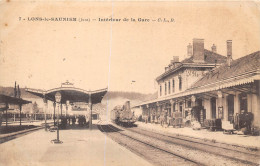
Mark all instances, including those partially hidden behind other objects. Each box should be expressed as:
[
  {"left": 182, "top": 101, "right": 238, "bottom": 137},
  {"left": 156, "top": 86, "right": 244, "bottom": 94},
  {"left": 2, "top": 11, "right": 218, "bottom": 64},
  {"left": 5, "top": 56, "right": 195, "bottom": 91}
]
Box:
[
  {"left": 0, "top": 94, "right": 31, "bottom": 110},
  {"left": 25, "top": 86, "right": 108, "bottom": 104},
  {"left": 0, "top": 94, "right": 32, "bottom": 126}
]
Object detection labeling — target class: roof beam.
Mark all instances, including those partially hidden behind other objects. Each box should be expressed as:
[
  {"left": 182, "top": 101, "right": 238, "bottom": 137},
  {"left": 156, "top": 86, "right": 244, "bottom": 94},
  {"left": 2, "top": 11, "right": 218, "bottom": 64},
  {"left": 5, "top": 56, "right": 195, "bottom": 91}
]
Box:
[
  {"left": 194, "top": 94, "right": 209, "bottom": 101},
  {"left": 220, "top": 90, "right": 235, "bottom": 95},
  {"left": 199, "top": 92, "right": 217, "bottom": 98},
  {"left": 230, "top": 87, "right": 250, "bottom": 93}
]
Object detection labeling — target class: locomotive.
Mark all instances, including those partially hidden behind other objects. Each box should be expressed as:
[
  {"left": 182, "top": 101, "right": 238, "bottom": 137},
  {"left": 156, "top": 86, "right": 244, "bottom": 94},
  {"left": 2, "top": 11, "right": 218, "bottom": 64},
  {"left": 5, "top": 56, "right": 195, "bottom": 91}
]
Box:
[{"left": 110, "top": 101, "right": 136, "bottom": 126}]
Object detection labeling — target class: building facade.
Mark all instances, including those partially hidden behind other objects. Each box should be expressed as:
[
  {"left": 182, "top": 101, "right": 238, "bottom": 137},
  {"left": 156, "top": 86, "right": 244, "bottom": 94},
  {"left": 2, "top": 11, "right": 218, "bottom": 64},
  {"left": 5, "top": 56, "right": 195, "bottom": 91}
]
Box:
[{"left": 136, "top": 38, "right": 260, "bottom": 131}]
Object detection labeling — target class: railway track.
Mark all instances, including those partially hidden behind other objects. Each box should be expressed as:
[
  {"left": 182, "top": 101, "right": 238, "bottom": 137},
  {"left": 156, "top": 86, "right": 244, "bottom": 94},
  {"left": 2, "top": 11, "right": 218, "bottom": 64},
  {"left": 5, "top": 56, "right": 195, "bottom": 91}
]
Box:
[
  {"left": 98, "top": 123, "right": 201, "bottom": 166},
  {"left": 100, "top": 121, "right": 260, "bottom": 166},
  {"left": 133, "top": 125, "right": 259, "bottom": 153},
  {"left": 124, "top": 126, "right": 260, "bottom": 166}
]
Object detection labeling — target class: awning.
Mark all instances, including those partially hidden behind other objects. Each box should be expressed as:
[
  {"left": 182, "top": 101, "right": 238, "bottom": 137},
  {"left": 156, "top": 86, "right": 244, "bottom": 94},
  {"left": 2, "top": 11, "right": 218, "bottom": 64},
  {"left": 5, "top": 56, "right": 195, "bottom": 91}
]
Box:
[
  {"left": 134, "top": 72, "right": 259, "bottom": 107},
  {"left": 26, "top": 87, "right": 108, "bottom": 104},
  {"left": 0, "top": 94, "right": 31, "bottom": 105},
  {"left": 0, "top": 94, "right": 32, "bottom": 111}
]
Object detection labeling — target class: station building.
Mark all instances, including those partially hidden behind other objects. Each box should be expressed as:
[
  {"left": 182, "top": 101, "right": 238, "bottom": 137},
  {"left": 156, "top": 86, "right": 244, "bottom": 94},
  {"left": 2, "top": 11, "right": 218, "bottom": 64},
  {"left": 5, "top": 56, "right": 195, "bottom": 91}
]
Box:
[{"left": 136, "top": 38, "right": 260, "bottom": 130}]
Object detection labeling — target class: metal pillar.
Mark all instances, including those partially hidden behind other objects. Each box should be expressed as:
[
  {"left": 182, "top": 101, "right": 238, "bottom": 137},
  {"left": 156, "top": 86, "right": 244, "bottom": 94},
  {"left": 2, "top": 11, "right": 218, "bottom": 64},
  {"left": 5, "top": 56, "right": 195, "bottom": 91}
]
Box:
[
  {"left": 57, "top": 104, "right": 60, "bottom": 141},
  {"left": 43, "top": 94, "right": 47, "bottom": 131},
  {"left": 5, "top": 103, "right": 8, "bottom": 127},
  {"left": 53, "top": 102, "right": 56, "bottom": 126},
  {"left": 66, "top": 100, "right": 69, "bottom": 117},
  {"left": 19, "top": 104, "right": 22, "bottom": 126},
  {"left": 60, "top": 103, "right": 62, "bottom": 116},
  {"left": 51, "top": 92, "right": 62, "bottom": 144},
  {"left": 89, "top": 93, "right": 92, "bottom": 130}
]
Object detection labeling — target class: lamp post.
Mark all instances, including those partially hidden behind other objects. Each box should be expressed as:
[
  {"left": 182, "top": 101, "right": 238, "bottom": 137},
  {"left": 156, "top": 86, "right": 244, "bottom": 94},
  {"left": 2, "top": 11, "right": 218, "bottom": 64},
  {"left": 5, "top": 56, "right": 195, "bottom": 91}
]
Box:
[
  {"left": 66, "top": 100, "right": 69, "bottom": 125},
  {"left": 51, "top": 92, "right": 62, "bottom": 144},
  {"left": 89, "top": 93, "right": 92, "bottom": 130},
  {"left": 53, "top": 102, "right": 56, "bottom": 126},
  {"left": 43, "top": 93, "right": 47, "bottom": 131}
]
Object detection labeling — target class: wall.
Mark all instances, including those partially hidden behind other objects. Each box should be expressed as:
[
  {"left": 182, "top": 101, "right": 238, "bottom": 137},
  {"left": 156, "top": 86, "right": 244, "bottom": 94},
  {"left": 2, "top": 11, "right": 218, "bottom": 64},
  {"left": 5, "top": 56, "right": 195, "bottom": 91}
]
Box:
[
  {"left": 251, "top": 93, "right": 260, "bottom": 128},
  {"left": 204, "top": 99, "right": 211, "bottom": 119},
  {"left": 157, "top": 68, "right": 209, "bottom": 99}
]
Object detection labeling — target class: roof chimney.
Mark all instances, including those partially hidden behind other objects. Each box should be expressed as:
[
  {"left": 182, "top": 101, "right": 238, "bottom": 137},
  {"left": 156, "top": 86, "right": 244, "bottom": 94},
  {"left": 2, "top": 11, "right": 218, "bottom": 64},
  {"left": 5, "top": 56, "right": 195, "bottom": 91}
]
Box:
[
  {"left": 227, "top": 40, "right": 232, "bottom": 67},
  {"left": 193, "top": 38, "right": 205, "bottom": 63},
  {"left": 211, "top": 44, "right": 217, "bottom": 53},
  {"left": 171, "top": 56, "right": 179, "bottom": 64},
  {"left": 187, "top": 43, "right": 192, "bottom": 57}
]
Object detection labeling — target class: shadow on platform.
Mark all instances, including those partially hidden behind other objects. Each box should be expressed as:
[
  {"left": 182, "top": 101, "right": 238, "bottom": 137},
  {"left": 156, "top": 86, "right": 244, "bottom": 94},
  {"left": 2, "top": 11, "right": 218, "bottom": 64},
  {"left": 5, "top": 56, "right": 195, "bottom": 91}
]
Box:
[
  {"left": 57, "top": 124, "right": 100, "bottom": 131},
  {"left": 0, "top": 125, "right": 37, "bottom": 134},
  {"left": 98, "top": 124, "right": 124, "bottom": 132}
]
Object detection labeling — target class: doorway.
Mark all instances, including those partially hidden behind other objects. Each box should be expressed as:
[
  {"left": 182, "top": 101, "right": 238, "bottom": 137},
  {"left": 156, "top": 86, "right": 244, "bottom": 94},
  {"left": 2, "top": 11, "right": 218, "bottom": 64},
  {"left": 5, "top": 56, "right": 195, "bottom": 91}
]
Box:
[
  {"left": 211, "top": 97, "right": 216, "bottom": 119},
  {"left": 227, "top": 95, "right": 234, "bottom": 122},
  {"left": 239, "top": 93, "right": 248, "bottom": 113}
]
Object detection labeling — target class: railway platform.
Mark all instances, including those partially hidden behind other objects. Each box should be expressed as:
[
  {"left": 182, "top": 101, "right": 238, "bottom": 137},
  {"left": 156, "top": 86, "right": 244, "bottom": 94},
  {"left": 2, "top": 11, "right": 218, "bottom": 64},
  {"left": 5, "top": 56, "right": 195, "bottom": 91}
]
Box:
[
  {"left": 136, "top": 121, "right": 260, "bottom": 149},
  {"left": 0, "top": 121, "right": 151, "bottom": 166}
]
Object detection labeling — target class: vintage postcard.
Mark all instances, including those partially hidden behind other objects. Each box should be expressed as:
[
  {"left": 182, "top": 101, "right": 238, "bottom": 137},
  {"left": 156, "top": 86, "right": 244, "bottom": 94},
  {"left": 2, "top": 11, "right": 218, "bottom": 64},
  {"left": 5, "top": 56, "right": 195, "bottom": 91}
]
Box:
[{"left": 0, "top": 0, "right": 260, "bottom": 166}]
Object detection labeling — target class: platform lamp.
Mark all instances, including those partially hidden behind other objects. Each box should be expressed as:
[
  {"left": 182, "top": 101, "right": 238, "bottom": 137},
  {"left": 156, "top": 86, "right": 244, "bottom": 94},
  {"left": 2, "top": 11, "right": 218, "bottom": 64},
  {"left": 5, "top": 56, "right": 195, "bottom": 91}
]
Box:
[{"left": 51, "top": 92, "right": 63, "bottom": 144}]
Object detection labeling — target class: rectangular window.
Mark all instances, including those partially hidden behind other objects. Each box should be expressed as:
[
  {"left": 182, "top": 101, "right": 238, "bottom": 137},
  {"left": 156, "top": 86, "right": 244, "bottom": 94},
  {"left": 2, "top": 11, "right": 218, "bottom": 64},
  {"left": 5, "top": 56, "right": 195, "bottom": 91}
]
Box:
[
  {"left": 187, "top": 100, "right": 191, "bottom": 108},
  {"left": 179, "top": 76, "right": 182, "bottom": 91},
  {"left": 179, "top": 102, "right": 183, "bottom": 114},
  {"left": 160, "top": 85, "right": 162, "bottom": 96},
  {"left": 165, "top": 82, "right": 167, "bottom": 95},
  {"left": 168, "top": 81, "right": 171, "bottom": 94},
  {"left": 172, "top": 79, "right": 175, "bottom": 93}
]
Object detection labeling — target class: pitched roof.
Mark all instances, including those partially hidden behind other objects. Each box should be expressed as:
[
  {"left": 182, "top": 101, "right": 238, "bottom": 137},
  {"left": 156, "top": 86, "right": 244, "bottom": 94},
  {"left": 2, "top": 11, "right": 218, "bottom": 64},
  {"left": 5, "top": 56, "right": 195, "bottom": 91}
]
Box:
[
  {"left": 134, "top": 51, "right": 260, "bottom": 108},
  {"left": 181, "top": 49, "right": 227, "bottom": 64},
  {"left": 190, "top": 51, "right": 260, "bottom": 89},
  {"left": 26, "top": 87, "right": 108, "bottom": 104},
  {"left": 0, "top": 94, "right": 31, "bottom": 109},
  {"left": 156, "top": 49, "right": 227, "bottom": 81}
]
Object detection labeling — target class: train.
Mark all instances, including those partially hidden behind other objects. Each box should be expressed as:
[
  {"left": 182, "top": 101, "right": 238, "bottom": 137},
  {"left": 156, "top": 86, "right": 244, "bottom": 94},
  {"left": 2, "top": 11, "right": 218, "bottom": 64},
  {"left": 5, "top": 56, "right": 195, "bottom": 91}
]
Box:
[{"left": 110, "top": 101, "right": 136, "bottom": 126}]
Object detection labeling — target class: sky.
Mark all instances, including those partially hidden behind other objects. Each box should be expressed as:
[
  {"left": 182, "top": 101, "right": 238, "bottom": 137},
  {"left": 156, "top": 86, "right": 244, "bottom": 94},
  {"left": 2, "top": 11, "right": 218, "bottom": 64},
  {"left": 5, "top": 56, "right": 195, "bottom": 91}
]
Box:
[{"left": 0, "top": 1, "right": 259, "bottom": 94}]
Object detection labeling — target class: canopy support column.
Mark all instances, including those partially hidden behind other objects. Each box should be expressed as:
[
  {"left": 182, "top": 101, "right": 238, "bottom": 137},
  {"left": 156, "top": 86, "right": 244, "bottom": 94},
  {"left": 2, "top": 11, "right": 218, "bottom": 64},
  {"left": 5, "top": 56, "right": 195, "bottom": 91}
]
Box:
[
  {"left": 89, "top": 94, "right": 92, "bottom": 130},
  {"left": 5, "top": 102, "right": 8, "bottom": 127},
  {"left": 43, "top": 94, "right": 47, "bottom": 131},
  {"left": 60, "top": 103, "right": 62, "bottom": 116},
  {"left": 53, "top": 102, "right": 56, "bottom": 126},
  {"left": 170, "top": 100, "right": 174, "bottom": 117},
  {"left": 19, "top": 104, "right": 22, "bottom": 126}
]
